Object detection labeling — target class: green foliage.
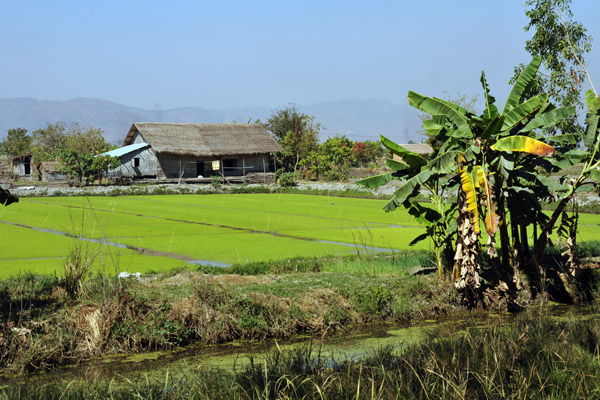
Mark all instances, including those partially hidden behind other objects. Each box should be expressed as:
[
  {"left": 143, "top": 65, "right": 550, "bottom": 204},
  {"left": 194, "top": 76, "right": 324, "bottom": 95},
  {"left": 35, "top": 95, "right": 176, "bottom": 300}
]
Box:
[
  {"left": 351, "top": 140, "right": 382, "bottom": 166},
  {"left": 31, "top": 122, "right": 69, "bottom": 162},
  {"left": 211, "top": 175, "right": 222, "bottom": 188},
  {"left": 513, "top": 0, "right": 592, "bottom": 136},
  {"left": 264, "top": 105, "right": 320, "bottom": 174},
  {"left": 0, "top": 128, "right": 31, "bottom": 156},
  {"left": 31, "top": 123, "right": 115, "bottom": 182},
  {"left": 58, "top": 150, "right": 119, "bottom": 184},
  {"left": 277, "top": 171, "right": 300, "bottom": 187},
  {"left": 61, "top": 239, "right": 99, "bottom": 298},
  {"left": 54, "top": 124, "right": 117, "bottom": 183},
  {"left": 360, "top": 57, "right": 584, "bottom": 303},
  {"left": 305, "top": 135, "right": 354, "bottom": 181}
]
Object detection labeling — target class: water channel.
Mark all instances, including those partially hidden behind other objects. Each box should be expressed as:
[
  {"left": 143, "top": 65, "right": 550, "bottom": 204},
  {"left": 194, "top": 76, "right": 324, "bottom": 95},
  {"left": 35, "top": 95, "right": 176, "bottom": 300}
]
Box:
[{"left": 1, "top": 300, "right": 598, "bottom": 389}]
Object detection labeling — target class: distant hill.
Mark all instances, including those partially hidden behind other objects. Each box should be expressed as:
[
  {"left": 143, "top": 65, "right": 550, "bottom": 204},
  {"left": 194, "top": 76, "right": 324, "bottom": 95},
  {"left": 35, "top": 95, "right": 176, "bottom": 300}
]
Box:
[{"left": 0, "top": 97, "right": 423, "bottom": 145}]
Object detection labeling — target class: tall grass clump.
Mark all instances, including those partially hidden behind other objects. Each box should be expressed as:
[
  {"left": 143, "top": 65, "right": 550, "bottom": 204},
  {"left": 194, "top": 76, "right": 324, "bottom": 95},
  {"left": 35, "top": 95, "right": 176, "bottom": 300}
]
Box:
[{"left": 61, "top": 239, "right": 99, "bottom": 298}]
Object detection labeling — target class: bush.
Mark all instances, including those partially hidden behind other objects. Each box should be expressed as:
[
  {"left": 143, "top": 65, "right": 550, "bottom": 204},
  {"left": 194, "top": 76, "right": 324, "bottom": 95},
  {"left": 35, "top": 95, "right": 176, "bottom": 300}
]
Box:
[
  {"left": 277, "top": 171, "right": 300, "bottom": 187},
  {"left": 211, "top": 175, "right": 222, "bottom": 188}
]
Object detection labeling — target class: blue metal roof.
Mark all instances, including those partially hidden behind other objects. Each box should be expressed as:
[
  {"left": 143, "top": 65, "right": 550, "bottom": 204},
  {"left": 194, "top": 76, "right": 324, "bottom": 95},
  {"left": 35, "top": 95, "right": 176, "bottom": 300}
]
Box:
[{"left": 101, "top": 143, "right": 149, "bottom": 158}]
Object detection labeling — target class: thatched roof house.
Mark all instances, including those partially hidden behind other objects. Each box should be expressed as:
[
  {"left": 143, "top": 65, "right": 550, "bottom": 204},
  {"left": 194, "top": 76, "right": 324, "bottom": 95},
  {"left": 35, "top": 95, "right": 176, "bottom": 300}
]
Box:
[
  {"left": 124, "top": 123, "right": 281, "bottom": 157},
  {"left": 110, "top": 122, "right": 282, "bottom": 180}
]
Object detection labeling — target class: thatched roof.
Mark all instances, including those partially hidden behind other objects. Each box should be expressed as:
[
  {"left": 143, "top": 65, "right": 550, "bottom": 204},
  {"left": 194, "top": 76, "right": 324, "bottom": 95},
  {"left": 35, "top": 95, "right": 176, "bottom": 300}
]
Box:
[{"left": 124, "top": 123, "right": 282, "bottom": 157}]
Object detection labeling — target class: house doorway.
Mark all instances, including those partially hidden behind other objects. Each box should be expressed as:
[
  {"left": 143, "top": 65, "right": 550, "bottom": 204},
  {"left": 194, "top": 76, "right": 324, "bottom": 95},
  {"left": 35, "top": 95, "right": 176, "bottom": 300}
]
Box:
[{"left": 196, "top": 161, "right": 205, "bottom": 177}]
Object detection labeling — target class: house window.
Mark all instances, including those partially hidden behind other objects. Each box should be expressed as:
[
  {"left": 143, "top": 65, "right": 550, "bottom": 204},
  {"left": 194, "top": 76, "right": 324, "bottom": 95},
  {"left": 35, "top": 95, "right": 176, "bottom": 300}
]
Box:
[{"left": 133, "top": 158, "right": 140, "bottom": 167}]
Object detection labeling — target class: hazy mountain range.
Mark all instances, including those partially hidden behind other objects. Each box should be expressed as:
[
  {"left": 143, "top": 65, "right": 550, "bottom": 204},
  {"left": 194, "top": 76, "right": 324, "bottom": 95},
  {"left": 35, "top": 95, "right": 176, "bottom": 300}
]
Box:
[{"left": 0, "top": 97, "right": 423, "bottom": 145}]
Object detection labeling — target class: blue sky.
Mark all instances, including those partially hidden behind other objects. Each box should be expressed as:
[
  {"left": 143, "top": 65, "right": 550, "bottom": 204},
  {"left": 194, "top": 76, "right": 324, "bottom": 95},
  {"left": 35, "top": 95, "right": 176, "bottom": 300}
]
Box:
[{"left": 1, "top": 1, "right": 599, "bottom": 110}]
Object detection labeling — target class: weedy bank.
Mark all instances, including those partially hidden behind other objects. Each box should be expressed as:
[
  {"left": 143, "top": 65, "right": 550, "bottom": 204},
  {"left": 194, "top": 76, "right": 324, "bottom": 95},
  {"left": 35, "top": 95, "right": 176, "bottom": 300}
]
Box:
[
  {"left": 0, "top": 251, "right": 460, "bottom": 373},
  {"left": 3, "top": 311, "right": 600, "bottom": 399}
]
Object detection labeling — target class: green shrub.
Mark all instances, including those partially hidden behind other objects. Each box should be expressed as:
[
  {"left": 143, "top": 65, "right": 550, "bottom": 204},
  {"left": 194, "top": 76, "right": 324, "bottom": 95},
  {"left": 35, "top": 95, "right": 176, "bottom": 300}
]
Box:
[
  {"left": 277, "top": 171, "right": 300, "bottom": 187},
  {"left": 211, "top": 175, "right": 222, "bottom": 188}
]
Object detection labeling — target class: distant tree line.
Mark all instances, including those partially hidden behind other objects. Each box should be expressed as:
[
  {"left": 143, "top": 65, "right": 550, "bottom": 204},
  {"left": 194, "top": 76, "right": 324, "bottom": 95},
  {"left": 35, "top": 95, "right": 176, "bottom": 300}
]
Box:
[
  {"left": 263, "top": 105, "right": 384, "bottom": 182},
  {"left": 0, "top": 122, "right": 120, "bottom": 183}
]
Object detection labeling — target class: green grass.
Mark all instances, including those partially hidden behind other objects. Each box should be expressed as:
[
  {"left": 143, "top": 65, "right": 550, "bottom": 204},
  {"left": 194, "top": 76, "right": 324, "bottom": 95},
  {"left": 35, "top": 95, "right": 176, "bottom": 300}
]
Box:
[{"left": 2, "top": 193, "right": 600, "bottom": 277}]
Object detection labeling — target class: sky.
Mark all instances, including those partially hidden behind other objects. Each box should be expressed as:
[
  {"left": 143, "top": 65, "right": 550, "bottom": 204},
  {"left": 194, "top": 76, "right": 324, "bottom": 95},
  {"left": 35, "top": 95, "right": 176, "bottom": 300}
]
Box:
[{"left": 1, "top": 0, "right": 600, "bottom": 111}]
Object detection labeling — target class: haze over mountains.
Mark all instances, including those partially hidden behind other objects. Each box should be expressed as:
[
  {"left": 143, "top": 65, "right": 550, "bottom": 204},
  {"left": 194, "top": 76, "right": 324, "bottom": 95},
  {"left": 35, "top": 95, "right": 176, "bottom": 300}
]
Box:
[{"left": 0, "top": 97, "right": 423, "bottom": 145}]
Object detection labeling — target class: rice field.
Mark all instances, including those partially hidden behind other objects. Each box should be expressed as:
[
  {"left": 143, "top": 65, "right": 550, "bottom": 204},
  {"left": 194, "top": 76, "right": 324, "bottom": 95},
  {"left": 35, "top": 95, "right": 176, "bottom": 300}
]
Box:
[{"left": 1, "top": 193, "right": 599, "bottom": 278}]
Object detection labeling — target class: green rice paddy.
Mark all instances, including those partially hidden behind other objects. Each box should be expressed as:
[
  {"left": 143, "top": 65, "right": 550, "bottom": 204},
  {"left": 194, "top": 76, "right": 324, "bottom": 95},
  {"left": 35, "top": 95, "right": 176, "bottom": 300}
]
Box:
[{"left": 1, "top": 193, "right": 599, "bottom": 278}]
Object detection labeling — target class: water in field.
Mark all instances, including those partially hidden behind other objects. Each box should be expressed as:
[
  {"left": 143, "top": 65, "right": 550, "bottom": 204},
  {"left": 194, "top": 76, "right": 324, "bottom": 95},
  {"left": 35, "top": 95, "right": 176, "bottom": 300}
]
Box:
[{"left": 2, "top": 300, "right": 597, "bottom": 389}]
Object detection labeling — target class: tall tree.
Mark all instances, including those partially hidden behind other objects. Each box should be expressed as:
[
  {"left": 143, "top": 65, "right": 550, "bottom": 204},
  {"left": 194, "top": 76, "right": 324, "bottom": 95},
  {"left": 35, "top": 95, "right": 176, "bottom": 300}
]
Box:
[
  {"left": 513, "top": 0, "right": 592, "bottom": 135},
  {"left": 263, "top": 105, "right": 320, "bottom": 173},
  {"left": 56, "top": 124, "right": 114, "bottom": 184},
  {"left": 65, "top": 123, "right": 111, "bottom": 155},
  {"left": 32, "top": 122, "right": 69, "bottom": 162},
  {"left": 1, "top": 128, "right": 32, "bottom": 156}
]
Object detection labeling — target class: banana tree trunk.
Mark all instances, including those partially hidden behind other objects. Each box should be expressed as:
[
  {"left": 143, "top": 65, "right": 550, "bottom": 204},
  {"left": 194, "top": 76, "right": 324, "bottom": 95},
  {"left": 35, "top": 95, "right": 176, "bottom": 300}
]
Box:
[{"left": 453, "top": 186, "right": 481, "bottom": 308}]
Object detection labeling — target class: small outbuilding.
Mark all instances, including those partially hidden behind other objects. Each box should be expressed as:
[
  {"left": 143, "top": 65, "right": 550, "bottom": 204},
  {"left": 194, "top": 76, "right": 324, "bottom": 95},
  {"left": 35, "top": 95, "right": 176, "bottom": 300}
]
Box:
[
  {"left": 39, "top": 161, "right": 69, "bottom": 182},
  {"left": 11, "top": 155, "right": 35, "bottom": 180},
  {"left": 107, "top": 123, "right": 282, "bottom": 180}
]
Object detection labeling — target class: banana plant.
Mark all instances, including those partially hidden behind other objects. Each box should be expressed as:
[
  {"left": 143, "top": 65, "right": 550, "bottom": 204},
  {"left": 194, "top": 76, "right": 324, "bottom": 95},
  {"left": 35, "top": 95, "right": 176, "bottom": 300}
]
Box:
[
  {"left": 532, "top": 89, "right": 600, "bottom": 274},
  {"left": 359, "top": 57, "right": 576, "bottom": 306},
  {"left": 358, "top": 136, "right": 457, "bottom": 279}
]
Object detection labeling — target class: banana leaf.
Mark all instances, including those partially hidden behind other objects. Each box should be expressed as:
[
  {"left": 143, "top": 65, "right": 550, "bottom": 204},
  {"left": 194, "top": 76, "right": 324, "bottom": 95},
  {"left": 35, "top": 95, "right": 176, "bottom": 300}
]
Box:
[
  {"left": 504, "top": 56, "right": 542, "bottom": 113},
  {"left": 356, "top": 173, "right": 393, "bottom": 188},
  {"left": 520, "top": 106, "right": 577, "bottom": 133},
  {"left": 433, "top": 97, "right": 473, "bottom": 117},
  {"left": 480, "top": 71, "right": 499, "bottom": 120},
  {"left": 491, "top": 135, "right": 555, "bottom": 157},
  {"left": 587, "top": 166, "right": 600, "bottom": 182},
  {"left": 408, "top": 91, "right": 469, "bottom": 128},
  {"left": 546, "top": 134, "right": 579, "bottom": 145},
  {"left": 380, "top": 135, "right": 428, "bottom": 168},
  {"left": 428, "top": 150, "right": 460, "bottom": 174},
  {"left": 474, "top": 166, "right": 499, "bottom": 236},
  {"left": 583, "top": 91, "right": 600, "bottom": 150},
  {"left": 555, "top": 150, "right": 590, "bottom": 169},
  {"left": 423, "top": 115, "right": 447, "bottom": 136},
  {"left": 409, "top": 232, "right": 429, "bottom": 246},
  {"left": 514, "top": 170, "right": 568, "bottom": 194},
  {"left": 385, "top": 158, "right": 410, "bottom": 171},
  {"left": 383, "top": 169, "right": 433, "bottom": 212},
  {"left": 585, "top": 89, "right": 597, "bottom": 109},
  {"left": 479, "top": 115, "right": 504, "bottom": 141},
  {"left": 448, "top": 124, "right": 473, "bottom": 139},
  {"left": 501, "top": 93, "right": 548, "bottom": 132},
  {"left": 406, "top": 203, "right": 443, "bottom": 226}
]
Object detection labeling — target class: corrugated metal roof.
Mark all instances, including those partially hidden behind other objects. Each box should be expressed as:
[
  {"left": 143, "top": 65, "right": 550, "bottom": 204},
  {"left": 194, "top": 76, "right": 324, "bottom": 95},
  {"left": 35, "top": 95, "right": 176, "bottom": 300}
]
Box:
[{"left": 101, "top": 143, "right": 149, "bottom": 158}]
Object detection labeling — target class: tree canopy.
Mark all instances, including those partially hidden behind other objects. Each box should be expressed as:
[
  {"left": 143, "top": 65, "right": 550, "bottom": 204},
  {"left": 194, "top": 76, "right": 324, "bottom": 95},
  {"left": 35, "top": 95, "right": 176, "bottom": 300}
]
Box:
[
  {"left": 0, "top": 128, "right": 32, "bottom": 157},
  {"left": 513, "top": 0, "right": 592, "bottom": 135}
]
